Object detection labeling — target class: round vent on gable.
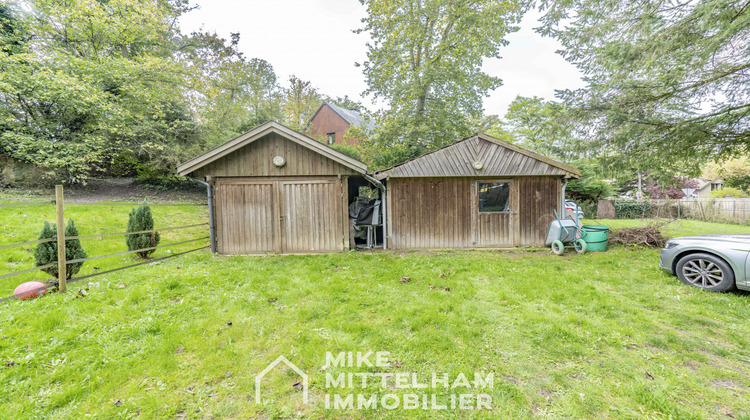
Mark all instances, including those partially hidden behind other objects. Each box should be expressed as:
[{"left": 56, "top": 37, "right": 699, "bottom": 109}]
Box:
[
  {"left": 273, "top": 155, "right": 286, "bottom": 167},
  {"left": 472, "top": 160, "right": 484, "bottom": 170}
]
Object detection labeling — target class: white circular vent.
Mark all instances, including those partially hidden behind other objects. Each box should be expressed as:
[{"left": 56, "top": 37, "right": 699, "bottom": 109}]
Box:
[
  {"left": 273, "top": 155, "right": 286, "bottom": 167},
  {"left": 472, "top": 160, "right": 483, "bottom": 170}
]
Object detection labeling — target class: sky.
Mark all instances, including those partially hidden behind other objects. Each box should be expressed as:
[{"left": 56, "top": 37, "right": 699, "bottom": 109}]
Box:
[{"left": 179, "top": 0, "right": 585, "bottom": 117}]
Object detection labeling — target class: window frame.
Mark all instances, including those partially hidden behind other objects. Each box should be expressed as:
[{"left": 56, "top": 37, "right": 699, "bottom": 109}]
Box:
[
  {"left": 476, "top": 179, "right": 512, "bottom": 214},
  {"left": 326, "top": 132, "right": 336, "bottom": 145}
]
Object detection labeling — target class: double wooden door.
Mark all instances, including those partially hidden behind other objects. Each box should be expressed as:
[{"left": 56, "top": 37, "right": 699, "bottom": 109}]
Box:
[{"left": 214, "top": 178, "right": 345, "bottom": 254}]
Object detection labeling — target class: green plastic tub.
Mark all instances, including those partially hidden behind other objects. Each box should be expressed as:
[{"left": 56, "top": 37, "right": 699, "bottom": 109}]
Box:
[{"left": 582, "top": 225, "right": 610, "bottom": 252}]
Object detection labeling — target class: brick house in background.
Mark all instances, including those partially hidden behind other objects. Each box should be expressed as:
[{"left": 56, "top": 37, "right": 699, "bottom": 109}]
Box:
[{"left": 308, "top": 102, "right": 373, "bottom": 145}]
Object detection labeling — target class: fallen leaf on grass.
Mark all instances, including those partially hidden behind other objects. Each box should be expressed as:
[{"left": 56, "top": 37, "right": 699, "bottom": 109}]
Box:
[
  {"left": 117, "top": 284, "right": 126, "bottom": 289},
  {"left": 268, "top": 298, "right": 277, "bottom": 304},
  {"left": 226, "top": 322, "right": 233, "bottom": 326},
  {"left": 399, "top": 277, "right": 411, "bottom": 283},
  {"left": 292, "top": 381, "right": 304, "bottom": 390},
  {"left": 645, "top": 371, "right": 654, "bottom": 380},
  {"left": 395, "top": 361, "right": 404, "bottom": 368},
  {"left": 320, "top": 365, "right": 329, "bottom": 371},
  {"left": 5, "top": 361, "right": 15, "bottom": 367},
  {"left": 175, "top": 347, "right": 185, "bottom": 354},
  {"left": 114, "top": 399, "right": 122, "bottom": 407}
]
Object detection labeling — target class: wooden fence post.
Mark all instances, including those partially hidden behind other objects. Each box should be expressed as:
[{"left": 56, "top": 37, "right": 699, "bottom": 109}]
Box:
[{"left": 55, "top": 185, "right": 66, "bottom": 293}]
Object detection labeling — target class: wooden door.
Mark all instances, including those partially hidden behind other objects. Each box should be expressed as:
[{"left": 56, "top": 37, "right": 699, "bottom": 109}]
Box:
[
  {"left": 475, "top": 179, "right": 519, "bottom": 247},
  {"left": 279, "top": 179, "right": 343, "bottom": 253},
  {"left": 215, "top": 180, "right": 277, "bottom": 254}
]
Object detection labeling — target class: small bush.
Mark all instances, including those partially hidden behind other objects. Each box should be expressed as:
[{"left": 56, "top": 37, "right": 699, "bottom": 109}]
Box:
[
  {"left": 709, "top": 187, "right": 748, "bottom": 198},
  {"left": 613, "top": 200, "right": 653, "bottom": 219},
  {"left": 126, "top": 204, "right": 160, "bottom": 259},
  {"left": 34, "top": 219, "right": 88, "bottom": 279}
]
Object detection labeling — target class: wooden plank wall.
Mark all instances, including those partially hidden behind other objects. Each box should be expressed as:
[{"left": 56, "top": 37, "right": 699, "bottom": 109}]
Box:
[
  {"left": 387, "top": 176, "right": 561, "bottom": 249},
  {"left": 388, "top": 177, "right": 474, "bottom": 249},
  {"left": 194, "top": 133, "right": 360, "bottom": 178},
  {"left": 214, "top": 177, "right": 346, "bottom": 254},
  {"left": 280, "top": 180, "right": 343, "bottom": 252},
  {"left": 215, "top": 180, "right": 277, "bottom": 254},
  {"left": 517, "top": 176, "right": 561, "bottom": 247}
]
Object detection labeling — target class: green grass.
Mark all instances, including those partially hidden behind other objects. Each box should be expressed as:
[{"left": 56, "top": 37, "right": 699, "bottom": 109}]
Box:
[
  {"left": 588, "top": 218, "right": 750, "bottom": 237},
  {"left": 1, "top": 207, "right": 749, "bottom": 419}
]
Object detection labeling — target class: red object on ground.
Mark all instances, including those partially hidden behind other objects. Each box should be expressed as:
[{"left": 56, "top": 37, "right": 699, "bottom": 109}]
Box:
[{"left": 13, "top": 281, "right": 47, "bottom": 300}]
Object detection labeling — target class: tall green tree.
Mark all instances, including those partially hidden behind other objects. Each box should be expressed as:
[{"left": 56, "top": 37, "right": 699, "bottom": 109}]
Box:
[
  {"left": 0, "top": 0, "right": 199, "bottom": 182},
  {"left": 282, "top": 75, "right": 322, "bottom": 131},
  {"left": 180, "top": 31, "right": 282, "bottom": 143},
  {"left": 357, "top": 0, "right": 524, "bottom": 166},
  {"left": 537, "top": 0, "right": 750, "bottom": 170}
]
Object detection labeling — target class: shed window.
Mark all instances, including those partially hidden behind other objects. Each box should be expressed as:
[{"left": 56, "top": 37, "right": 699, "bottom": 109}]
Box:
[
  {"left": 327, "top": 133, "right": 336, "bottom": 145},
  {"left": 478, "top": 182, "right": 510, "bottom": 212}
]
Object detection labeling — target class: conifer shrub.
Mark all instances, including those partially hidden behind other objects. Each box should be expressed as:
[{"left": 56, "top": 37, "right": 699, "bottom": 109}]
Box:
[
  {"left": 126, "top": 204, "right": 160, "bottom": 258},
  {"left": 34, "top": 219, "right": 88, "bottom": 279}
]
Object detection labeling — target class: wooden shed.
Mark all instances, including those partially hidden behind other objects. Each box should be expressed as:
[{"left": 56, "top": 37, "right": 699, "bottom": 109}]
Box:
[
  {"left": 177, "top": 121, "right": 368, "bottom": 254},
  {"left": 374, "top": 133, "right": 581, "bottom": 249}
]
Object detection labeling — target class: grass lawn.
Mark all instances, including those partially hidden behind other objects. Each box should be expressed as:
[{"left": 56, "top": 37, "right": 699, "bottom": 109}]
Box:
[{"left": 1, "top": 207, "right": 749, "bottom": 419}]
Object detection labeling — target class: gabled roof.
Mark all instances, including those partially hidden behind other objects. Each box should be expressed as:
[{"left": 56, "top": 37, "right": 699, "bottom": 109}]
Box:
[
  {"left": 310, "top": 102, "right": 376, "bottom": 130},
  {"left": 374, "top": 133, "right": 581, "bottom": 180},
  {"left": 177, "top": 121, "right": 367, "bottom": 176}
]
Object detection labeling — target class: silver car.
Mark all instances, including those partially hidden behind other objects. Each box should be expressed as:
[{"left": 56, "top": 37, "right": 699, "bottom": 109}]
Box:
[{"left": 660, "top": 234, "right": 750, "bottom": 292}]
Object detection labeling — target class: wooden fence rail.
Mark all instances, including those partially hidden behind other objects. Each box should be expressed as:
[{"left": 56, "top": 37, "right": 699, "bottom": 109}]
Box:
[
  {"left": 647, "top": 198, "right": 750, "bottom": 225},
  {"left": 0, "top": 185, "right": 209, "bottom": 301}
]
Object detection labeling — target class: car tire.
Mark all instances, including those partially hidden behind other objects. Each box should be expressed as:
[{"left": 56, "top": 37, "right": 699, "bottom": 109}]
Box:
[{"left": 675, "top": 253, "right": 736, "bottom": 292}]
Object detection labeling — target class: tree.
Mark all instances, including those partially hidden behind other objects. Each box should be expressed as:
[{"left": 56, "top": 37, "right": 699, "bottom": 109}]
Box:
[
  {"left": 180, "top": 31, "right": 282, "bottom": 143},
  {"left": 644, "top": 177, "right": 700, "bottom": 199},
  {"left": 502, "top": 96, "right": 594, "bottom": 161},
  {"left": 703, "top": 157, "right": 750, "bottom": 191},
  {"left": 536, "top": 0, "right": 750, "bottom": 170},
  {"left": 34, "top": 220, "right": 87, "bottom": 280},
  {"left": 566, "top": 163, "right": 612, "bottom": 203},
  {"left": 126, "top": 204, "right": 160, "bottom": 259},
  {"left": 282, "top": 75, "right": 322, "bottom": 131},
  {"left": 357, "top": 0, "right": 524, "bottom": 166},
  {"left": 0, "top": 0, "right": 199, "bottom": 183},
  {"left": 709, "top": 187, "right": 748, "bottom": 198}
]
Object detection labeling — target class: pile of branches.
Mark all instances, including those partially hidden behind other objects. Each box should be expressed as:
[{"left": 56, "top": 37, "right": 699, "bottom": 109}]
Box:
[{"left": 609, "top": 226, "right": 668, "bottom": 248}]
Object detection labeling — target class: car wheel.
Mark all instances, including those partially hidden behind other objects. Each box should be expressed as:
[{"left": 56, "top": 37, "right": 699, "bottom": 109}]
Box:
[{"left": 675, "top": 253, "right": 735, "bottom": 292}]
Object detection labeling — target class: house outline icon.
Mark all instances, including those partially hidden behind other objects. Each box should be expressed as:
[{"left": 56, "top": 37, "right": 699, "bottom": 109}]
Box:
[{"left": 255, "top": 355, "right": 309, "bottom": 404}]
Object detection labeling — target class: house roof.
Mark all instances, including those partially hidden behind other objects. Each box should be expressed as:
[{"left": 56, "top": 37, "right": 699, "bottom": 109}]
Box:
[
  {"left": 310, "top": 102, "right": 376, "bottom": 130},
  {"left": 176, "top": 121, "right": 367, "bottom": 176},
  {"left": 373, "top": 133, "right": 581, "bottom": 180}
]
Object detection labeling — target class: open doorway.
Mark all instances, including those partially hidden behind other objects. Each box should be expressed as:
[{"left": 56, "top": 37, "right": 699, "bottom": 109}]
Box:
[{"left": 347, "top": 176, "right": 384, "bottom": 249}]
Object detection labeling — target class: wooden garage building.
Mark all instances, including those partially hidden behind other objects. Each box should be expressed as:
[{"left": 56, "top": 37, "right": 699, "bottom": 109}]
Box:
[
  {"left": 177, "top": 121, "right": 367, "bottom": 254},
  {"left": 374, "top": 133, "right": 581, "bottom": 249}
]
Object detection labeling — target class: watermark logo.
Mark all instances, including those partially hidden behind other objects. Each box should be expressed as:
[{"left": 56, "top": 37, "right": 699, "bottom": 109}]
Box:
[
  {"left": 255, "top": 355, "right": 309, "bottom": 404},
  {"left": 255, "top": 352, "right": 493, "bottom": 410},
  {"left": 323, "top": 351, "right": 493, "bottom": 410}
]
